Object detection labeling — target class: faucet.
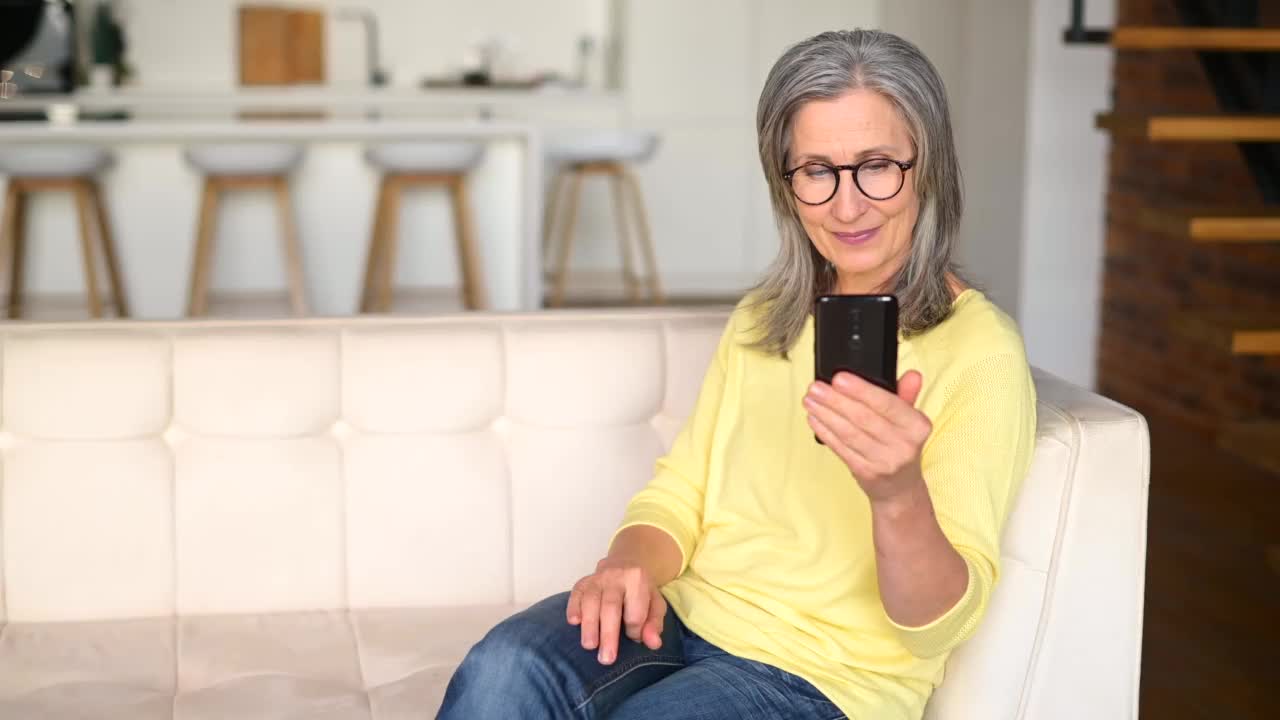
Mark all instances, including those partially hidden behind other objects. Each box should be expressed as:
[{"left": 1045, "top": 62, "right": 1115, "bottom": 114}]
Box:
[{"left": 336, "top": 7, "right": 388, "bottom": 87}]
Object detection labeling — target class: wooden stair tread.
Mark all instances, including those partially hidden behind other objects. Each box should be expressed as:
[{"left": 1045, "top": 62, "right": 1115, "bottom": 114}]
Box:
[
  {"left": 1172, "top": 312, "right": 1280, "bottom": 355},
  {"left": 1217, "top": 422, "right": 1280, "bottom": 475},
  {"left": 1137, "top": 206, "right": 1280, "bottom": 242},
  {"left": 1096, "top": 113, "right": 1280, "bottom": 141},
  {"left": 1112, "top": 26, "right": 1280, "bottom": 51}
]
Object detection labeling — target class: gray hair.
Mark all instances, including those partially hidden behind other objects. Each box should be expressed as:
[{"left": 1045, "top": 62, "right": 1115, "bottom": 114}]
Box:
[{"left": 745, "top": 29, "right": 964, "bottom": 356}]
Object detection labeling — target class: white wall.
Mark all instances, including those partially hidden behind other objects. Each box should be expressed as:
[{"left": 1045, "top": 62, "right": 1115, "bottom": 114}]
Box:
[
  {"left": 1017, "top": 0, "right": 1114, "bottom": 388},
  {"left": 881, "top": 0, "right": 1032, "bottom": 318}
]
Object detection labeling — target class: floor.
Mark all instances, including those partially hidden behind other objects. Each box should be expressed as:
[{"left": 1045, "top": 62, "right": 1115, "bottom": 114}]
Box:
[{"left": 1138, "top": 414, "right": 1280, "bottom": 719}]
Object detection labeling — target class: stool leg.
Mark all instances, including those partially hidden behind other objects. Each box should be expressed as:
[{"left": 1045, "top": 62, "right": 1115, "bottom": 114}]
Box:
[
  {"left": 360, "top": 177, "right": 392, "bottom": 313},
  {"left": 0, "top": 181, "right": 20, "bottom": 319},
  {"left": 88, "top": 180, "right": 129, "bottom": 318},
  {"left": 449, "top": 175, "right": 486, "bottom": 311},
  {"left": 72, "top": 181, "right": 105, "bottom": 319},
  {"left": 375, "top": 176, "right": 403, "bottom": 313},
  {"left": 621, "top": 167, "right": 663, "bottom": 304},
  {"left": 272, "top": 176, "right": 309, "bottom": 316},
  {"left": 8, "top": 186, "right": 28, "bottom": 319},
  {"left": 548, "top": 170, "right": 584, "bottom": 308},
  {"left": 188, "top": 178, "right": 220, "bottom": 317},
  {"left": 542, "top": 168, "right": 569, "bottom": 263},
  {"left": 607, "top": 164, "right": 641, "bottom": 304}
]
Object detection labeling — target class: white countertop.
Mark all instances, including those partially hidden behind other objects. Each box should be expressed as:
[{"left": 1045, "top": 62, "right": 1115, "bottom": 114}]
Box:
[
  {"left": 0, "top": 86, "right": 621, "bottom": 112},
  {"left": 0, "top": 118, "right": 540, "bottom": 143}
]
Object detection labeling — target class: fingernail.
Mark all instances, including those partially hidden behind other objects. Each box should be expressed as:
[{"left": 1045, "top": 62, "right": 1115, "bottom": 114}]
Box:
[
  {"left": 599, "top": 650, "right": 612, "bottom": 664},
  {"left": 809, "top": 383, "right": 827, "bottom": 396}
]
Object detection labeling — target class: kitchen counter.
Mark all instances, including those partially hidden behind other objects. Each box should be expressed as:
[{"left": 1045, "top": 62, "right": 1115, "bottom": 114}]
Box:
[
  {"left": 0, "top": 86, "right": 622, "bottom": 116},
  {"left": 0, "top": 118, "right": 536, "bottom": 142},
  {"left": 0, "top": 116, "right": 547, "bottom": 317}
]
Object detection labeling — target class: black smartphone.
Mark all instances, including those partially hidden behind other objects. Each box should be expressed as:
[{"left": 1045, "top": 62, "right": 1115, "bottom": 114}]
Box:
[
  {"left": 814, "top": 294, "right": 899, "bottom": 391},
  {"left": 813, "top": 295, "right": 899, "bottom": 441}
]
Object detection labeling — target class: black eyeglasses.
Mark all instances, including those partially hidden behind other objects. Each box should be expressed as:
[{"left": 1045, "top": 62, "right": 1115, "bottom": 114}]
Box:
[{"left": 782, "top": 158, "right": 915, "bottom": 205}]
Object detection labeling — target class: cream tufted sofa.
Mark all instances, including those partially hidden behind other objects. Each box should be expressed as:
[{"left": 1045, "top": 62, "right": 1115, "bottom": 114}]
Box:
[{"left": 0, "top": 308, "right": 1149, "bottom": 719}]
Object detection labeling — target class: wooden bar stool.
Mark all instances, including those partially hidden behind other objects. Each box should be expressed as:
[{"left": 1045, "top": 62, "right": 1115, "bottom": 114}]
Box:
[
  {"left": 0, "top": 145, "right": 128, "bottom": 319},
  {"left": 359, "top": 141, "right": 487, "bottom": 312},
  {"left": 543, "top": 129, "right": 662, "bottom": 307},
  {"left": 184, "top": 143, "right": 309, "bottom": 317}
]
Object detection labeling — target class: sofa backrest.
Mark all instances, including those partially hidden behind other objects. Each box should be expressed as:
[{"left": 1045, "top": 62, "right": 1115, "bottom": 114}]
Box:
[{"left": 0, "top": 309, "right": 1147, "bottom": 720}]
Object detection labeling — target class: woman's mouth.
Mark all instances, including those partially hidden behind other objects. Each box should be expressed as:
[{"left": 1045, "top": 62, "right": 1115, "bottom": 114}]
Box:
[{"left": 832, "top": 227, "right": 879, "bottom": 246}]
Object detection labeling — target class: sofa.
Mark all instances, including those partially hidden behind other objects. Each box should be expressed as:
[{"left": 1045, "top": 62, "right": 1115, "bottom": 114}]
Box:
[{"left": 0, "top": 307, "right": 1149, "bottom": 719}]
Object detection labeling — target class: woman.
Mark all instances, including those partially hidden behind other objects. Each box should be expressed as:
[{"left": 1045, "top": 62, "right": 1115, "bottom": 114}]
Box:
[{"left": 437, "top": 28, "right": 1036, "bottom": 720}]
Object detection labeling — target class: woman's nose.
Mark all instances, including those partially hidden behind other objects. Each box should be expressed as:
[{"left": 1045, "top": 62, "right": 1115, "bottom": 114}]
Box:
[{"left": 829, "top": 170, "right": 868, "bottom": 222}]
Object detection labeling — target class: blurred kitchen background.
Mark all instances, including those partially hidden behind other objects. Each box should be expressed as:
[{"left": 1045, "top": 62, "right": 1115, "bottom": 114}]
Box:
[{"left": 1, "top": 0, "right": 1106, "bottom": 391}]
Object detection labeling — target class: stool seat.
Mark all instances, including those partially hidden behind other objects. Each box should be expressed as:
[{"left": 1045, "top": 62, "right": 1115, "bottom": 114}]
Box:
[
  {"left": 0, "top": 145, "right": 111, "bottom": 178},
  {"left": 365, "top": 142, "right": 485, "bottom": 174},
  {"left": 184, "top": 143, "right": 302, "bottom": 176},
  {"left": 545, "top": 130, "right": 659, "bottom": 166}
]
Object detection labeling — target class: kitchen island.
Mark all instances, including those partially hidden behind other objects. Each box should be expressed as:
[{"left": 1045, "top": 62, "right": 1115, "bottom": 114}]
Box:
[{"left": 0, "top": 116, "right": 546, "bottom": 318}]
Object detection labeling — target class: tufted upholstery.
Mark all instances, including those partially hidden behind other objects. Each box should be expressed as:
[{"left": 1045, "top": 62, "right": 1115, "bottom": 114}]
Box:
[{"left": 0, "top": 309, "right": 1148, "bottom": 719}]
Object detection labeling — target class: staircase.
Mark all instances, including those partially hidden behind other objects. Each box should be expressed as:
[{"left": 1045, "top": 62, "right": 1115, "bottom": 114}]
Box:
[{"left": 1069, "top": 0, "right": 1280, "bottom": 472}]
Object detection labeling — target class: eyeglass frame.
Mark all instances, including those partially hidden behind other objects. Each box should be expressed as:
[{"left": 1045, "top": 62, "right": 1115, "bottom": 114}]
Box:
[{"left": 782, "top": 157, "right": 916, "bottom": 205}]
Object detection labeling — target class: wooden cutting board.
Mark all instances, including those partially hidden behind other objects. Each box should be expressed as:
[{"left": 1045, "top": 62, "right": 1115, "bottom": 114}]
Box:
[{"left": 239, "top": 5, "right": 326, "bottom": 85}]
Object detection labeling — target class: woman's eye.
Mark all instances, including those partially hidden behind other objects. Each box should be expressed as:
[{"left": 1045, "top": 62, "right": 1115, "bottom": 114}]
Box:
[
  {"left": 861, "top": 160, "right": 892, "bottom": 174},
  {"left": 802, "top": 165, "right": 833, "bottom": 178}
]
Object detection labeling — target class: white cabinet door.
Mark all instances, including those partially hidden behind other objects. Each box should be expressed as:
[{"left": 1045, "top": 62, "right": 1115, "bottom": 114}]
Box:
[{"left": 752, "top": 0, "right": 882, "bottom": 92}]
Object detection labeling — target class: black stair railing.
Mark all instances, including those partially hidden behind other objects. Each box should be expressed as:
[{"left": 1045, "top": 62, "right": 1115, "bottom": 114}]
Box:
[
  {"left": 1174, "top": 0, "right": 1280, "bottom": 204},
  {"left": 1063, "top": 0, "right": 1112, "bottom": 43},
  {"left": 1065, "top": 0, "right": 1280, "bottom": 205}
]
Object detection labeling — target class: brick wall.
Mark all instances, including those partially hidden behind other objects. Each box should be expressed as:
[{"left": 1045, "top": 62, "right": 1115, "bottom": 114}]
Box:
[{"left": 1099, "top": 0, "right": 1280, "bottom": 433}]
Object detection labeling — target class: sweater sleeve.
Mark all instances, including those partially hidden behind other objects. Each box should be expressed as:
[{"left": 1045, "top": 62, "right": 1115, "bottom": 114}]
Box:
[
  {"left": 889, "top": 352, "right": 1037, "bottom": 658},
  {"left": 610, "top": 310, "right": 736, "bottom": 576}
]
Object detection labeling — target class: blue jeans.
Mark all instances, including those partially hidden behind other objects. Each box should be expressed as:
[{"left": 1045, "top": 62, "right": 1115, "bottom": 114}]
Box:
[{"left": 436, "top": 592, "right": 846, "bottom": 719}]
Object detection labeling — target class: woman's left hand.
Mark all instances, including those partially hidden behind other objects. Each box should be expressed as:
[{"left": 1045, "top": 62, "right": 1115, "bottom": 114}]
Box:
[{"left": 804, "top": 370, "right": 932, "bottom": 503}]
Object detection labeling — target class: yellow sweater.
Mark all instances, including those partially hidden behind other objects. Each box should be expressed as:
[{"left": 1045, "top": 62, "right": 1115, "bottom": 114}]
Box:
[{"left": 615, "top": 289, "right": 1037, "bottom": 719}]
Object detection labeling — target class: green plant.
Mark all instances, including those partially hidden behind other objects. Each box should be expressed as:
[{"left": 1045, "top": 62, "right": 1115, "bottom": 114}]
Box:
[{"left": 90, "top": 2, "right": 123, "bottom": 67}]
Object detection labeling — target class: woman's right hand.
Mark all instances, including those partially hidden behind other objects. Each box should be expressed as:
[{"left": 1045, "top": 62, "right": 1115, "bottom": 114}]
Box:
[{"left": 566, "top": 557, "right": 667, "bottom": 665}]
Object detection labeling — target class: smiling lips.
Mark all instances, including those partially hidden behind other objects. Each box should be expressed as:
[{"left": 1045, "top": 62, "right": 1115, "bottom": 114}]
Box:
[{"left": 833, "top": 227, "right": 879, "bottom": 246}]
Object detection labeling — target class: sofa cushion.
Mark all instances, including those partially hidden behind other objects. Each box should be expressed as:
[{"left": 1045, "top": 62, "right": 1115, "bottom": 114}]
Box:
[{"left": 0, "top": 605, "right": 521, "bottom": 719}]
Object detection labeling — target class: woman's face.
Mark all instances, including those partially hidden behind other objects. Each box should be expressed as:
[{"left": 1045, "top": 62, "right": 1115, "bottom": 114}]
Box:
[{"left": 788, "top": 89, "right": 919, "bottom": 294}]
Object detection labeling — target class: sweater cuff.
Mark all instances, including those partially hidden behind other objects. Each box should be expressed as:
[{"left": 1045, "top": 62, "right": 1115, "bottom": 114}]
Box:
[
  {"left": 610, "top": 510, "right": 695, "bottom": 577},
  {"left": 886, "top": 549, "right": 991, "bottom": 659}
]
